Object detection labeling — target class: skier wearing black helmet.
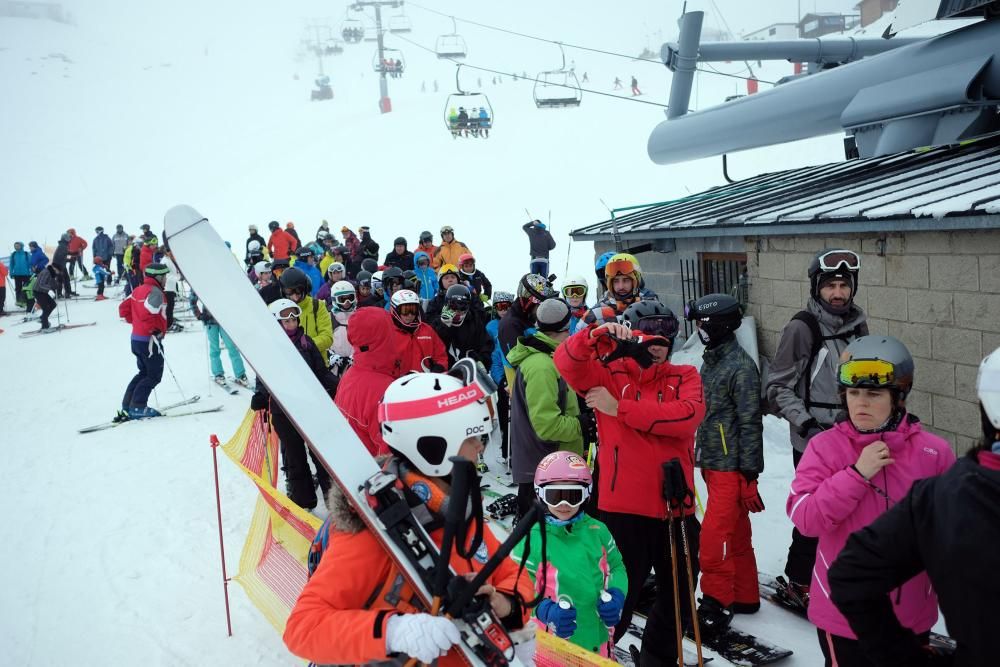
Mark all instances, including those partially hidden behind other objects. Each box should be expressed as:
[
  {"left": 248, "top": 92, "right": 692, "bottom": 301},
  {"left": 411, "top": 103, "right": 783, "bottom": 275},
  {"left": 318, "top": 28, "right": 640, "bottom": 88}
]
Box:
[
  {"left": 686, "top": 294, "right": 764, "bottom": 635},
  {"left": 383, "top": 236, "right": 414, "bottom": 271},
  {"left": 380, "top": 266, "right": 406, "bottom": 305},
  {"left": 765, "top": 249, "right": 868, "bottom": 606},
  {"left": 431, "top": 284, "right": 494, "bottom": 372},
  {"left": 497, "top": 273, "right": 557, "bottom": 386}
]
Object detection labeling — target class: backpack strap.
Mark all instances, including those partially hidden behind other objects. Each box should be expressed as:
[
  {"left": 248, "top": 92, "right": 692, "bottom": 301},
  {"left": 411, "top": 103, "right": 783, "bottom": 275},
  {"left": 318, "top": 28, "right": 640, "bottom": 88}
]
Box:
[
  {"left": 307, "top": 515, "right": 333, "bottom": 578},
  {"left": 792, "top": 310, "right": 847, "bottom": 411}
]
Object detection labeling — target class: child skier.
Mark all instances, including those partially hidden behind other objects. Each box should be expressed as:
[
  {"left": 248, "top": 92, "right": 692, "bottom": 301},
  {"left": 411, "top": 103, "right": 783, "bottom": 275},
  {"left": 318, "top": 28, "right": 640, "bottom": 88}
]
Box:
[
  {"left": 93, "top": 258, "right": 111, "bottom": 301},
  {"left": 511, "top": 450, "right": 627, "bottom": 657},
  {"left": 283, "top": 366, "right": 533, "bottom": 665}
]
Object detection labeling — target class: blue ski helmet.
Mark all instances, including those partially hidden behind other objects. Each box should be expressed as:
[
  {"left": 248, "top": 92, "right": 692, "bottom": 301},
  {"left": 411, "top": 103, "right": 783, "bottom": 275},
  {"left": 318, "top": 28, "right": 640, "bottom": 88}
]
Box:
[{"left": 595, "top": 251, "right": 616, "bottom": 271}]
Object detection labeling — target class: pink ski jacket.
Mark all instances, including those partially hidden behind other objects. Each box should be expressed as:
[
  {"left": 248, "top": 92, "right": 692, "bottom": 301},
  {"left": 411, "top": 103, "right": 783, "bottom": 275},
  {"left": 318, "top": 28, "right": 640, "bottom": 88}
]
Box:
[{"left": 786, "top": 414, "right": 955, "bottom": 638}]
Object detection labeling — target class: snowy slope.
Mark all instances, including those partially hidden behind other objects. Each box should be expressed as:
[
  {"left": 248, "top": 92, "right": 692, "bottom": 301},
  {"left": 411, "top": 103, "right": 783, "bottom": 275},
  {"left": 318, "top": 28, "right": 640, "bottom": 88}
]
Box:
[{"left": 0, "top": 3, "right": 884, "bottom": 665}]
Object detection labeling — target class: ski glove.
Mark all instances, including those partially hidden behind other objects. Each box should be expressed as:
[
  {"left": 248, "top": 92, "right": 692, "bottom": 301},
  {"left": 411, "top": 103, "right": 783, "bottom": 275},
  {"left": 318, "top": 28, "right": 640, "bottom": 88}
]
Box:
[
  {"left": 740, "top": 478, "right": 765, "bottom": 513},
  {"left": 385, "top": 613, "right": 461, "bottom": 663},
  {"left": 577, "top": 411, "right": 598, "bottom": 443},
  {"left": 597, "top": 588, "right": 625, "bottom": 627},
  {"left": 798, "top": 418, "right": 823, "bottom": 440},
  {"left": 48, "top": 290, "right": 56, "bottom": 299},
  {"left": 440, "top": 306, "right": 457, "bottom": 326},
  {"left": 536, "top": 598, "right": 577, "bottom": 639},
  {"left": 249, "top": 392, "right": 269, "bottom": 412}
]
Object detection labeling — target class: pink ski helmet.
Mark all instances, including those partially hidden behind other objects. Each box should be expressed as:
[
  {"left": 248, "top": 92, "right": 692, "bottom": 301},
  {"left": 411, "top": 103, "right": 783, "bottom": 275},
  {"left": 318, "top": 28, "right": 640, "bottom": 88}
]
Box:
[{"left": 534, "top": 451, "right": 592, "bottom": 488}]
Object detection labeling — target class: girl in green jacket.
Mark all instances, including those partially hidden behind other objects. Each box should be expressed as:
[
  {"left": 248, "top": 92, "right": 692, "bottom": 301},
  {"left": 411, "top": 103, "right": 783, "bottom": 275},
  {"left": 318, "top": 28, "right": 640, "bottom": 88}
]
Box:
[{"left": 512, "top": 451, "right": 628, "bottom": 657}]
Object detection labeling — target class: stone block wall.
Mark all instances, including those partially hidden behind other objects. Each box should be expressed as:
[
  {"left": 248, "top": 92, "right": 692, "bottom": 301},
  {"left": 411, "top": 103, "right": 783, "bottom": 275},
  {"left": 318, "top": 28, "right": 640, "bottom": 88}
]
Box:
[{"left": 747, "top": 229, "right": 1000, "bottom": 455}]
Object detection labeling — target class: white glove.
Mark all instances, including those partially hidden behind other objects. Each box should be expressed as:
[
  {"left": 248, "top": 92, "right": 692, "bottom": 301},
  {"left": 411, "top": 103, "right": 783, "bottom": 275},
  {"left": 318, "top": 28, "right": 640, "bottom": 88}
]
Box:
[
  {"left": 48, "top": 290, "right": 57, "bottom": 299},
  {"left": 385, "top": 613, "right": 461, "bottom": 663}
]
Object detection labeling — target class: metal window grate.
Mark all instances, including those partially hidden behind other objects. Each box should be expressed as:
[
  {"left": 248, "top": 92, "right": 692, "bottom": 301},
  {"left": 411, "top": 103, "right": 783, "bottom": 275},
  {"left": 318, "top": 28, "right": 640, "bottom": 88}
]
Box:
[{"left": 680, "top": 253, "right": 748, "bottom": 336}]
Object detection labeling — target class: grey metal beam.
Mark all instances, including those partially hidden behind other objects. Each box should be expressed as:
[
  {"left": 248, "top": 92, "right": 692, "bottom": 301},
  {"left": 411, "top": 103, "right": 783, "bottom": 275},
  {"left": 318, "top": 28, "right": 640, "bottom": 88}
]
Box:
[{"left": 667, "top": 11, "right": 704, "bottom": 119}]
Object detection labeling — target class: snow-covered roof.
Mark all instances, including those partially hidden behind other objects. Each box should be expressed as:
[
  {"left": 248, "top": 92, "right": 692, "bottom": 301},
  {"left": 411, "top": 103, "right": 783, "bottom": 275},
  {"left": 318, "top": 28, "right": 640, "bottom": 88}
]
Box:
[{"left": 572, "top": 133, "right": 1000, "bottom": 241}]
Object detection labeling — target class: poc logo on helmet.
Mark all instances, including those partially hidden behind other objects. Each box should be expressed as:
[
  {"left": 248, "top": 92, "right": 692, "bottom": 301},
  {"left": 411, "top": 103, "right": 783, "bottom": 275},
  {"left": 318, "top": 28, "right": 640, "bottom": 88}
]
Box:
[
  {"left": 438, "top": 389, "right": 479, "bottom": 409},
  {"left": 466, "top": 425, "right": 486, "bottom": 436}
]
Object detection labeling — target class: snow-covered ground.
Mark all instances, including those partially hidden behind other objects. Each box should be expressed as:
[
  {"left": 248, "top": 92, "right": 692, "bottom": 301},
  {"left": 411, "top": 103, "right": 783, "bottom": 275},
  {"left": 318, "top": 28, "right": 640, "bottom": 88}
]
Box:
[{"left": 2, "top": 1, "right": 954, "bottom": 665}]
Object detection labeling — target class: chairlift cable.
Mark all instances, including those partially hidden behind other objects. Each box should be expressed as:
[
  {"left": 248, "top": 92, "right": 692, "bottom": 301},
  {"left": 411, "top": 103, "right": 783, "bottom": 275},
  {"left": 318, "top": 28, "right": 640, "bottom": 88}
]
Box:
[
  {"left": 405, "top": 1, "right": 773, "bottom": 84},
  {"left": 392, "top": 32, "right": 675, "bottom": 109}
]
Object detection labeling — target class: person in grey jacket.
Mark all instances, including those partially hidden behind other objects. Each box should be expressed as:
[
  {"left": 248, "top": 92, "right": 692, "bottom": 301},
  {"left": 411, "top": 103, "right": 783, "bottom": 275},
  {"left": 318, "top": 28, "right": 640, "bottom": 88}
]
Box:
[
  {"left": 111, "top": 225, "right": 130, "bottom": 283},
  {"left": 522, "top": 220, "right": 556, "bottom": 275},
  {"left": 765, "top": 248, "right": 868, "bottom": 602},
  {"left": 33, "top": 263, "right": 63, "bottom": 330}
]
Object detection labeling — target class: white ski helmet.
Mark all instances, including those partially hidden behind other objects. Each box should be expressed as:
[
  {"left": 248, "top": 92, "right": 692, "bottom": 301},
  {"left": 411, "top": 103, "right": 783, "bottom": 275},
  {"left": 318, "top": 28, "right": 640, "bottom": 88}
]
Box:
[
  {"left": 390, "top": 289, "right": 422, "bottom": 332},
  {"left": 332, "top": 280, "right": 356, "bottom": 312},
  {"left": 269, "top": 298, "right": 301, "bottom": 321},
  {"left": 248, "top": 240, "right": 262, "bottom": 252},
  {"left": 253, "top": 261, "right": 271, "bottom": 275},
  {"left": 378, "top": 362, "right": 493, "bottom": 477},
  {"left": 561, "top": 275, "right": 589, "bottom": 298},
  {"left": 979, "top": 346, "right": 1000, "bottom": 430},
  {"left": 372, "top": 270, "right": 384, "bottom": 293}
]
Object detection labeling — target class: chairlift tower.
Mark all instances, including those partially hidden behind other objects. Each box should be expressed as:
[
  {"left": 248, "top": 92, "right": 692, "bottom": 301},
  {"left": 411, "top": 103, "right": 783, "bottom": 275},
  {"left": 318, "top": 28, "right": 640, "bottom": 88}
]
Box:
[
  {"left": 305, "top": 21, "right": 329, "bottom": 76},
  {"left": 351, "top": 0, "right": 403, "bottom": 114}
]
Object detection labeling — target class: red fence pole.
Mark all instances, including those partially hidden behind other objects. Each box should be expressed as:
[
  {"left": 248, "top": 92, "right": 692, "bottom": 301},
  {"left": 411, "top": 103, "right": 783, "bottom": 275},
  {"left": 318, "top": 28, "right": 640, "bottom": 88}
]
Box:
[{"left": 210, "top": 434, "right": 234, "bottom": 637}]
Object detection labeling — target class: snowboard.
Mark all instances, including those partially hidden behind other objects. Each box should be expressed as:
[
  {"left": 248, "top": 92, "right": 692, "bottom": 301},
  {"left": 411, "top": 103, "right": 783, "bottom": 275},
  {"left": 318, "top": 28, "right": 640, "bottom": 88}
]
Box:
[
  {"left": 19, "top": 322, "right": 96, "bottom": 338},
  {"left": 163, "top": 205, "right": 524, "bottom": 666}
]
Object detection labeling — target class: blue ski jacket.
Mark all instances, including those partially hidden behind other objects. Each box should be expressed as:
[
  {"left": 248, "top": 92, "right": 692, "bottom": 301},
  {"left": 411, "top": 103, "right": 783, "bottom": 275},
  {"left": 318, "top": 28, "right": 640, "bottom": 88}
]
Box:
[
  {"left": 299, "top": 262, "right": 323, "bottom": 298},
  {"left": 485, "top": 318, "right": 506, "bottom": 384},
  {"left": 93, "top": 264, "right": 110, "bottom": 284},
  {"left": 92, "top": 232, "right": 114, "bottom": 261},
  {"left": 30, "top": 247, "right": 49, "bottom": 272},
  {"left": 9, "top": 249, "right": 31, "bottom": 277},
  {"left": 413, "top": 251, "right": 438, "bottom": 301}
]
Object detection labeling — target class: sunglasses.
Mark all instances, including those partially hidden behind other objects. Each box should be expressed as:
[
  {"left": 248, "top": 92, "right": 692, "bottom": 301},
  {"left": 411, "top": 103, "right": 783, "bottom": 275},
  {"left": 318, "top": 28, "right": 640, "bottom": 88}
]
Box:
[
  {"left": 838, "top": 358, "right": 897, "bottom": 388},
  {"left": 636, "top": 314, "right": 679, "bottom": 339},
  {"left": 562, "top": 285, "right": 587, "bottom": 299},
  {"left": 818, "top": 250, "right": 860, "bottom": 272},
  {"left": 537, "top": 484, "right": 590, "bottom": 509}
]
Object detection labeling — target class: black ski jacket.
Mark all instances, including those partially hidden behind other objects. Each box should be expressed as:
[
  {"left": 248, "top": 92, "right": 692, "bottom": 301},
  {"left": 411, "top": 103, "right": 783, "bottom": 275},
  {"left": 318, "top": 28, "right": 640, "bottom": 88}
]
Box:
[
  {"left": 497, "top": 302, "right": 533, "bottom": 370},
  {"left": 431, "top": 308, "right": 494, "bottom": 372},
  {"left": 829, "top": 453, "right": 1000, "bottom": 667},
  {"left": 522, "top": 221, "right": 556, "bottom": 259},
  {"left": 383, "top": 249, "right": 414, "bottom": 271}
]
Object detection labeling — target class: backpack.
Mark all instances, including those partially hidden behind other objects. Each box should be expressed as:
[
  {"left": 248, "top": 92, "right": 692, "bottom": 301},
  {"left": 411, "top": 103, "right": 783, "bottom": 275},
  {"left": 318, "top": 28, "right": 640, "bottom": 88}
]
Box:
[
  {"left": 789, "top": 310, "right": 865, "bottom": 412},
  {"left": 307, "top": 514, "right": 333, "bottom": 578}
]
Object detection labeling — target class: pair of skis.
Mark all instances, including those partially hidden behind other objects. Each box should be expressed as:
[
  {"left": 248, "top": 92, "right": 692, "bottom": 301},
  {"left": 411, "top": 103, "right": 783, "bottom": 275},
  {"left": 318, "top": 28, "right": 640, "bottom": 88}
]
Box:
[
  {"left": 19, "top": 322, "right": 96, "bottom": 338},
  {"left": 163, "top": 205, "right": 529, "bottom": 666},
  {"left": 78, "top": 396, "right": 222, "bottom": 433}
]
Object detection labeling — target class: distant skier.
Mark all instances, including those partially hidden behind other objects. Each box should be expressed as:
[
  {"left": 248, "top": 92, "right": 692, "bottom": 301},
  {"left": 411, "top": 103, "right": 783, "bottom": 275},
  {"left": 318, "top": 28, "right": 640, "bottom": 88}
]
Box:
[
  {"left": 92, "top": 258, "right": 111, "bottom": 301},
  {"left": 66, "top": 228, "right": 90, "bottom": 280},
  {"left": 631, "top": 75, "right": 641, "bottom": 96},
  {"left": 32, "top": 263, "right": 62, "bottom": 330},
  {"left": 246, "top": 224, "right": 267, "bottom": 266},
  {"left": 8, "top": 241, "right": 31, "bottom": 307},
  {"left": 522, "top": 219, "right": 556, "bottom": 275},
  {"left": 116, "top": 263, "right": 171, "bottom": 421},
  {"left": 92, "top": 226, "right": 114, "bottom": 283},
  {"left": 111, "top": 225, "right": 129, "bottom": 283},
  {"left": 582, "top": 72, "right": 589, "bottom": 83},
  {"left": 613, "top": 77, "right": 623, "bottom": 90}
]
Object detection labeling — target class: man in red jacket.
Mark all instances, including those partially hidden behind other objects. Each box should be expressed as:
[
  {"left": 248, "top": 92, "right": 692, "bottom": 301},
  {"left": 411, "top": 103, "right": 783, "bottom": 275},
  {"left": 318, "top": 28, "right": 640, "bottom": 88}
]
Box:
[
  {"left": 554, "top": 309, "right": 705, "bottom": 666},
  {"left": 66, "top": 228, "right": 90, "bottom": 279},
  {"left": 268, "top": 220, "right": 299, "bottom": 260},
  {"left": 117, "top": 263, "right": 170, "bottom": 421}
]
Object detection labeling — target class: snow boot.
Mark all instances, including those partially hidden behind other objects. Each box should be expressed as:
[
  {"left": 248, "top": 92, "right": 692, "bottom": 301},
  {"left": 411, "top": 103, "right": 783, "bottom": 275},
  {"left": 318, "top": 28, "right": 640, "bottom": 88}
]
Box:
[
  {"left": 167, "top": 322, "right": 184, "bottom": 333},
  {"left": 233, "top": 375, "right": 251, "bottom": 388},
  {"left": 697, "top": 595, "right": 734, "bottom": 636},
  {"left": 731, "top": 600, "right": 761, "bottom": 614},
  {"left": 213, "top": 375, "right": 228, "bottom": 387},
  {"left": 127, "top": 406, "right": 163, "bottom": 419},
  {"left": 95, "top": 295, "right": 107, "bottom": 301}
]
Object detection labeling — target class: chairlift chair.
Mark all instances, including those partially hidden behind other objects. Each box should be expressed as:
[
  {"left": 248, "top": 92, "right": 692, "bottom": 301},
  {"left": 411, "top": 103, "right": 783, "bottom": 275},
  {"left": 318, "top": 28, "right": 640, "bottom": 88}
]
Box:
[
  {"left": 435, "top": 17, "right": 467, "bottom": 59},
  {"left": 444, "top": 65, "right": 492, "bottom": 138},
  {"left": 364, "top": 27, "right": 380, "bottom": 42},
  {"left": 388, "top": 11, "right": 412, "bottom": 34},
  {"left": 373, "top": 48, "right": 405, "bottom": 75},
  {"left": 341, "top": 17, "right": 364, "bottom": 44},
  {"left": 533, "top": 43, "right": 583, "bottom": 108},
  {"left": 326, "top": 39, "right": 345, "bottom": 56}
]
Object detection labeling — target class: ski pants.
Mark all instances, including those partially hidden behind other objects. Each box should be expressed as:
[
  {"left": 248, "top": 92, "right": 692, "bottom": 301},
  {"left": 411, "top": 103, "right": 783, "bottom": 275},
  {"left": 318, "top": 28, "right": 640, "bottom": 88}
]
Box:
[
  {"left": 60, "top": 264, "right": 73, "bottom": 297},
  {"left": 699, "top": 469, "right": 759, "bottom": 608},
  {"left": 206, "top": 323, "right": 246, "bottom": 379},
  {"left": 785, "top": 448, "right": 818, "bottom": 585},
  {"left": 14, "top": 275, "right": 28, "bottom": 304},
  {"left": 35, "top": 291, "right": 56, "bottom": 328},
  {"left": 123, "top": 337, "right": 164, "bottom": 409},
  {"left": 165, "top": 290, "right": 176, "bottom": 327},
  {"left": 0, "top": 285, "right": 4, "bottom": 313},
  {"left": 529, "top": 257, "right": 549, "bottom": 276},
  {"left": 271, "top": 404, "right": 330, "bottom": 510},
  {"left": 818, "top": 629, "right": 930, "bottom": 667},
  {"left": 114, "top": 254, "right": 125, "bottom": 282},
  {"left": 68, "top": 255, "right": 88, "bottom": 277},
  {"left": 497, "top": 384, "right": 510, "bottom": 459},
  {"left": 603, "top": 511, "right": 701, "bottom": 666}
]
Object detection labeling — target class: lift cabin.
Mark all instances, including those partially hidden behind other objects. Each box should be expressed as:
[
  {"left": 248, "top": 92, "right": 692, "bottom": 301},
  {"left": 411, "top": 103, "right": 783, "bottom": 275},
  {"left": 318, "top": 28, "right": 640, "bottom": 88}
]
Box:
[
  {"left": 435, "top": 17, "right": 467, "bottom": 59},
  {"left": 533, "top": 44, "right": 582, "bottom": 108},
  {"left": 373, "top": 48, "right": 405, "bottom": 76},
  {"left": 341, "top": 16, "right": 364, "bottom": 44},
  {"left": 444, "top": 65, "right": 492, "bottom": 138}
]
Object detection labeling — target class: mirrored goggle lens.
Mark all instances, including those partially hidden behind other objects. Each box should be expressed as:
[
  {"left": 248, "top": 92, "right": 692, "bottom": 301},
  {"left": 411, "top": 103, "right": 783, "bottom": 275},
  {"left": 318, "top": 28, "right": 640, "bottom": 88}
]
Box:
[
  {"left": 562, "top": 285, "right": 587, "bottom": 299},
  {"left": 818, "top": 250, "right": 860, "bottom": 272},
  {"left": 605, "top": 259, "right": 635, "bottom": 277},
  {"left": 838, "top": 358, "right": 897, "bottom": 387},
  {"left": 276, "top": 308, "right": 300, "bottom": 321},
  {"left": 540, "top": 485, "right": 588, "bottom": 508},
  {"left": 398, "top": 303, "right": 420, "bottom": 317},
  {"left": 494, "top": 302, "right": 511, "bottom": 312},
  {"left": 637, "top": 315, "right": 679, "bottom": 339}
]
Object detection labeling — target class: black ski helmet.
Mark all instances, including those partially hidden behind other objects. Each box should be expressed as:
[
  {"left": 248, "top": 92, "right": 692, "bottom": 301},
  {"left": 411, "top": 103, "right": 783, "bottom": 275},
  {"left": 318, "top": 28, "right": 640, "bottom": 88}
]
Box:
[
  {"left": 383, "top": 266, "right": 404, "bottom": 284},
  {"left": 356, "top": 270, "right": 372, "bottom": 287},
  {"left": 361, "top": 258, "right": 379, "bottom": 274},
  {"left": 402, "top": 269, "right": 420, "bottom": 291},
  {"left": 808, "top": 249, "right": 860, "bottom": 313},
  {"left": 445, "top": 284, "right": 472, "bottom": 311},
  {"left": 393, "top": 236, "right": 407, "bottom": 247},
  {"left": 686, "top": 293, "right": 742, "bottom": 346},
  {"left": 623, "top": 300, "right": 679, "bottom": 345},
  {"left": 279, "top": 266, "right": 311, "bottom": 295},
  {"left": 268, "top": 220, "right": 280, "bottom": 232}
]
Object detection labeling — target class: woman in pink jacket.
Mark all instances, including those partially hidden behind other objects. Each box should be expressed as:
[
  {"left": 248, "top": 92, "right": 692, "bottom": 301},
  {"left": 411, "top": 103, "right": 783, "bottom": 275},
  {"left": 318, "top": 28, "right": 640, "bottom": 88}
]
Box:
[{"left": 786, "top": 335, "right": 955, "bottom": 666}]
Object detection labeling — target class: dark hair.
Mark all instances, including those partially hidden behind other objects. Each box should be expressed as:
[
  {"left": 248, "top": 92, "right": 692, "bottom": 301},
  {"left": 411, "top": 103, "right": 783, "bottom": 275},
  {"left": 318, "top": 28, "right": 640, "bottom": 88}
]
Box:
[{"left": 981, "top": 405, "right": 998, "bottom": 451}]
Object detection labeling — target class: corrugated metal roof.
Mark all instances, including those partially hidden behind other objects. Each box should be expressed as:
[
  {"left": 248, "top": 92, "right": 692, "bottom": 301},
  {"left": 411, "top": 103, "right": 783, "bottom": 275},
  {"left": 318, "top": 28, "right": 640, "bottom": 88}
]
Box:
[{"left": 572, "top": 133, "right": 1000, "bottom": 239}]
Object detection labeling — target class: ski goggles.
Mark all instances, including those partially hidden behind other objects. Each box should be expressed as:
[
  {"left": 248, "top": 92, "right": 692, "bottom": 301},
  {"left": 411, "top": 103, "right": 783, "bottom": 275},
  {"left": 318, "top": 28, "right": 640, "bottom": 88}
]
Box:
[
  {"left": 562, "top": 285, "right": 587, "bottom": 299},
  {"left": 441, "top": 226, "right": 455, "bottom": 234},
  {"left": 282, "top": 287, "right": 304, "bottom": 299},
  {"left": 275, "top": 306, "right": 301, "bottom": 321},
  {"left": 635, "top": 314, "right": 679, "bottom": 339},
  {"left": 417, "top": 258, "right": 430, "bottom": 267},
  {"left": 327, "top": 263, "right": 345, "bottom": 275},
  {"left": 334, "top": 294, "right": 355, "bottom": 309},
  {"left": 536, "top": 484, "right": 590, "bottom": 509},
  {"left": 493, "top": 301, "right": 511, "bottom": 314},
  {"left": 838, "top": 358, "right": 898, "bottom": 388},
  {"left": 604, "top": 258, "right": 636, "bottom": 277},
  {"left": 817, "top": 250, "right": 861, "bottom": 272},
  {"left": 447, "top": 297, "right": 471, "bottom": 312},
  {"left": 396, "top": 303, "right": 420, "bottom": 318}
]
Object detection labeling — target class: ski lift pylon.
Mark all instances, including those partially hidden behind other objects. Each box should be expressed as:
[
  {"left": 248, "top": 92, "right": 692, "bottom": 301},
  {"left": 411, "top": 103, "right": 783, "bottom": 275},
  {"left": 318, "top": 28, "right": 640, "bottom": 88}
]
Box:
[
  {"left": 435, "top": 17, "right": 467, "bottom": 59},
  {"left": 444, "top": 65, "right": 492, "bottom": 139},
  {"left": 533, "top": 43, "right": 582, "bottom": 108}
]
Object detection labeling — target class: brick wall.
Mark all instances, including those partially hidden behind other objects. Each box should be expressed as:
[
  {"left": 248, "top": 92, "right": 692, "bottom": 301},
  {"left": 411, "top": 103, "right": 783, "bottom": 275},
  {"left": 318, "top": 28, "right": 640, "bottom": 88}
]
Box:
[{"left": 746, "top": 229, "right": 1000, "bottom": 455}]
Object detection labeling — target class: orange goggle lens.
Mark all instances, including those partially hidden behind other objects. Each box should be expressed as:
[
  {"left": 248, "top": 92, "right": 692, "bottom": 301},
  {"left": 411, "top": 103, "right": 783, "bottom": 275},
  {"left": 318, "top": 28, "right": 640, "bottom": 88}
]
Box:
[
  {"left": 838, "top": 358, "right": 896, "bottom": 388},
  {"left": 605, "top": 259, "right": 635, "bottom": 277}
]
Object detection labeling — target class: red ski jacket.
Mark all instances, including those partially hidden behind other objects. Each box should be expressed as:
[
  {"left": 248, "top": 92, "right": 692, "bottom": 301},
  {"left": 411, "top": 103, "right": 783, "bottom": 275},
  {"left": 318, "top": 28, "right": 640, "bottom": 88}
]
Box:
[
  {"left": 118, "top": 276, "right": 167, "bottom": 339},
  {"left": 139, "top": 244, "right": 156, "bottom": 273},
  {"left": 335, "top": 308, "right": 397, "bottom": 455},
  {"left": 554, "top": 324, "right": 705, "bottom": 519},
  {"left": 267, "top": 228, "right": 299, "bottom": 260},
  {"left": 67, "top": 233, "right": 88, "bottom": 257}
]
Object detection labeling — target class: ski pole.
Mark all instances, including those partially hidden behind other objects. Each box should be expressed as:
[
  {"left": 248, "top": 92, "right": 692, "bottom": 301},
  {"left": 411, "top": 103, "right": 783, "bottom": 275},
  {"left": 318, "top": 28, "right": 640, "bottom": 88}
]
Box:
[
  {"left": 679, "top": 516, "right": 704, "bottom": 667},
  {"left": 667, "top": 515, "right": 686, "bottom": 667},
  {"left": 162, "top": 344, "right": 189, "bottom": 403}
]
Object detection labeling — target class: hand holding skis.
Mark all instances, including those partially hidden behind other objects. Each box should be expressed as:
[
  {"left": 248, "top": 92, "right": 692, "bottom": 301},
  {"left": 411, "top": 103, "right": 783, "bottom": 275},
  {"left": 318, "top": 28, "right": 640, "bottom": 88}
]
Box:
[
  {"left": 536, "top": 598, "right": 576, "bottom": 638},
  {"left": 597, "top": 588, "right": 625, "bottom": 627},
  {"left": 385, "top": 613, "right": 461, "bottom": 663}
]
